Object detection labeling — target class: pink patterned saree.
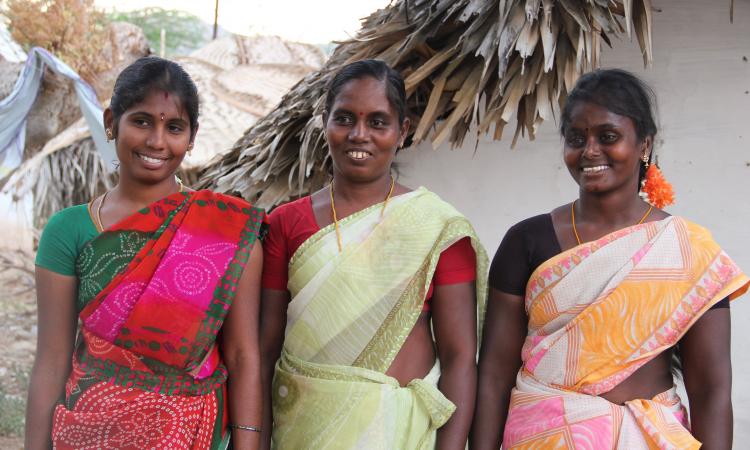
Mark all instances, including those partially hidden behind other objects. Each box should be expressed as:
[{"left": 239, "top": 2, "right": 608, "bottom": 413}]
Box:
[{"left": 50, "top": 190, "right": 265, "bottom": 450}]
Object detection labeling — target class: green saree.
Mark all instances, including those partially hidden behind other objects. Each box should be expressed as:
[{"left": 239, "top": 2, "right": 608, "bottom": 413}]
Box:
[{"left": 271, "top": 188, "right": 488, "bottom": 449}]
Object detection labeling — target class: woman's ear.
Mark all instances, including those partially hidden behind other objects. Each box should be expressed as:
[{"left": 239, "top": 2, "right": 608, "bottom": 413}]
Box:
[
  {"left": 641, "top": 136, "right": 653, "bottom": 161},
  {"left": 103, "top": 108, "right": 115, "bottom": 137},
  {"left": 399, "top": 117, "right": 411, "bottom": 148}
]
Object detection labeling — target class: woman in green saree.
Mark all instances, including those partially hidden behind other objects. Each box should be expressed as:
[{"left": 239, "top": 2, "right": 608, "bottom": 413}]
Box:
[
  {"left": 259, "top": 59, "right": 488, "bottom": 449},
  {"left": 26, "top": 57, "right": 264, "bottom": 449}
]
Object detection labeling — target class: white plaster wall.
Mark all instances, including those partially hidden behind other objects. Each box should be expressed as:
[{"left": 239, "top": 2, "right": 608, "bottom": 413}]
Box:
[{"left": 398, "top": 0, "right": 750, "bottom": 445}]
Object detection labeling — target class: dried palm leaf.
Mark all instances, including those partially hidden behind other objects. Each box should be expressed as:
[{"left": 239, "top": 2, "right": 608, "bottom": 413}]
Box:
[
  {"left": 199, "top": 0, "right": 656, "bottom": 209},
  {"left": 2, "top": 131, "right": 116, "bottom": 229}
]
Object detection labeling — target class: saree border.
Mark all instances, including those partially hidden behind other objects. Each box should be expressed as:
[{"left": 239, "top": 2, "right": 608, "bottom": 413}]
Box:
[
  {"left": 353, "top": 216, "right": 489, "bottom": 373},
  {"left": 186, "top": 201, "right": 266, "bottom": 370},
  {"left": 524, "top": 218, "right": 673, "bottom": 308}
]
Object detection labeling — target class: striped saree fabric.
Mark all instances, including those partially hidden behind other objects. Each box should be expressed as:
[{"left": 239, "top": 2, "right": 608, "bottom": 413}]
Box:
[
  {"left": 503, "top": 217, "right": 748, "bottom": 449},
  {"left": 271, "top": 188, "right": 488, "bottom": 450}
]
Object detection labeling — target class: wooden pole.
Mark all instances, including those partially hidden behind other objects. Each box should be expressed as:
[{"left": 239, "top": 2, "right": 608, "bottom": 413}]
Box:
[{"left": 213, "top": 0, "right": 219, "bottom": 39}]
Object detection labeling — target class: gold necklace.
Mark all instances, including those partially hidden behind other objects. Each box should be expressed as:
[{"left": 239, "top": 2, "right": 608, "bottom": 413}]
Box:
[
  {"left": 96, "top": 179, "right": 184, "bottom": 231},
  {"left": 329, "top": 176, "right": 395, "bottom": 252},
  {"left": 571, "top": 200, "right": 653, "bottom": 245}
]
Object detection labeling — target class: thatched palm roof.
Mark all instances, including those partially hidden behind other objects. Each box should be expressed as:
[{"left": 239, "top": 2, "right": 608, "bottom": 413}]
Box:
[{"left": 199, "top": 0, "right": 656, "bottom": 208}]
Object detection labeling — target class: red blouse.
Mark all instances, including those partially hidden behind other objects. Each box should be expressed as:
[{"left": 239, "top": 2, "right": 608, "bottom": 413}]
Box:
[{"left": 262, "top": 196, "right": 476, "bottom": 311}]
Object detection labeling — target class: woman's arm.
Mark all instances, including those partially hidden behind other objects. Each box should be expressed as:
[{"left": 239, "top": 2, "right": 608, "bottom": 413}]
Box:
[
  {"left": 680, "top": 307, "right": 733, "bottom": 450},
  {"left": 470, "top": 288, "right": 527, "bottom": 450},
  {"left": 431, "top": 281, "right": 477, "bottom": 450},
  {"left": 25, "top": 267, "right": 78, "bottom": 450},
  {"left": 259, "top": 287, "right": 289, "bottom": 450},
  {"left": 222, "top": 243, "right": 263, "bottom": 450}
]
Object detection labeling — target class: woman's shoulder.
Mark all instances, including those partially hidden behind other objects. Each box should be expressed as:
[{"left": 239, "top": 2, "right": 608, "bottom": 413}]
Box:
[
  {"left": 37, "top": 203, "right": 97, "bottom": 276},
  {"left": 268, "top": 196, "right": 312, "bottom": 222},
  {"left": 410, "top": 187, "right": 467, "bottom": 218},
  {"left": 509, "top": 213, "right": 552, "bottom": 232},
  {"left": 44, "top": 203, "right": 94, "bottom": 232},
  {"left": 669, "top": 216, "right": 721, "bottom": 247},
  {"left": 504, "top": 213, "right": 554, "bottom": 237}
]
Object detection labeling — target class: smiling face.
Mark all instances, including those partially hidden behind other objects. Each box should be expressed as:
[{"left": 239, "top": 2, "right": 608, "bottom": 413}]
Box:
[
  {"left": 105, "top": 89, "right": 194, "bottom": 186},
  {"left": 325, "top": 76, "right": 408, "bottom": 183},
  {"left": 563, "top": 101, "right": 651, "bottom": 195}
]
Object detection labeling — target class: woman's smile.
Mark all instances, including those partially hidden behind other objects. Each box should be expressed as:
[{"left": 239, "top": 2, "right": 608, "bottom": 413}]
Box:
[
  {"left": 580, "top": 164, "right": 611, "bottom": 174},
  {"left": 345, "top": 148, "right": 373, "bottom": 161},
  {"left": 134, "top": 151, "right": 170, "bottom": 169}
]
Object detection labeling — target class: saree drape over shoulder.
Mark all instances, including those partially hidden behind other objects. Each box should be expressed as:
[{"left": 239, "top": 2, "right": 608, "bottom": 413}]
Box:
[
  {"left": 51, "top": 190, "right": 265, "bottom": 450},
  {"left": 271, "top": 188, "right": 488, "bottom": 450},
  {"left": 503, "top": 217, "right": 749, "bottom": 450}
]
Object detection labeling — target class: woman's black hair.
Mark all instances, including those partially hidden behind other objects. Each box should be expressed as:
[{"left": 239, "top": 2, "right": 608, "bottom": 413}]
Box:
[
  {"left": 560, "top": 69, "right": 658, "bottom": 185},
  {"left": 324, "top": 59, "right": 408, "bottom": 125},
  {"left": 109, "top": 56, "right": 199, "bottom": 136}
]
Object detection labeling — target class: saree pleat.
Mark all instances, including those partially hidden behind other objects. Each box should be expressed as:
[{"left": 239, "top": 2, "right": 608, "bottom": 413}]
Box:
[
  {"left": 503, "top": 217, "right": 749, "bottom": 449},
  {"left": 51, "top": 190, "right": 264, "bottom": 450},
  {"left": 272, "top": 188, "right": 488, "bottom": 449}
]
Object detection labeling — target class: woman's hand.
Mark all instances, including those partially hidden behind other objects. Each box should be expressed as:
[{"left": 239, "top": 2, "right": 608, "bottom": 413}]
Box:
[
  {"left": 25, "top": 268, "right": 77, "bottom": 450},
  {"left": 222, "top": 243, "right": 264, "bottom": 450},
  {"left": 470, "top": 288, "right": 527, "bottom": 450}
]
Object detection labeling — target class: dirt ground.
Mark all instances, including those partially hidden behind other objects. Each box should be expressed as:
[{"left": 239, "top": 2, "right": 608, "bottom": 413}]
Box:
[
  {"left": 0, "top": 265, "right": 34, "bottom": 449},
  {"left": 0, "top": 215, "right": 37, "bottom": 448}
]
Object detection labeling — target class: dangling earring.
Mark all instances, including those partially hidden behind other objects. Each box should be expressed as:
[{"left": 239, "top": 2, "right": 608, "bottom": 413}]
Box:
[
  {"left": 187, "top": 142, "right": 193, "bottom": 156},
  {"left": 105, "top": 128, "right": 113, "bottom": 142},
  {"left": 641, "top": 154, "right": 675, "bottom": 208}
]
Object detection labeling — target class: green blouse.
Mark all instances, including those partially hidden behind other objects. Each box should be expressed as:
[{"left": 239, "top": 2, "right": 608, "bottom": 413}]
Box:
[{"left": 35, "top": 204, "right": 99, "bottom": 276}]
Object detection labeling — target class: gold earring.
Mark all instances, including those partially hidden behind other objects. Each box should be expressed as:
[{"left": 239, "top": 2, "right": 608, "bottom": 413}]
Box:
[
  {"left": 105, "top": 128, "right": 113, "bottom": 141},
  {"left": 641, "top": 153, "right": 649, "bottom": 167}
]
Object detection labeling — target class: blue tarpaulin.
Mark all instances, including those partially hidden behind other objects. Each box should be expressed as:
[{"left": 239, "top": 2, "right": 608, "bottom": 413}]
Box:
[{"left": 0, "top": 47, "right": 115, "bottom": 176}]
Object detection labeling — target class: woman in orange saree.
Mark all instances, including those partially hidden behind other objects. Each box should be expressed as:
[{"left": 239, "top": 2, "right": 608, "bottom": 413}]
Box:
[
  {"left": 472, "top": 69, "right": 748, "bottom": 449},
  {"left": 26, "top": 57, "right": 264, "bottom": 449}
]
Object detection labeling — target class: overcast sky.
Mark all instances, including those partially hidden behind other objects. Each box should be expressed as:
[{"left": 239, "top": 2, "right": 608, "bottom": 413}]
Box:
[{"left": 95, "top": 0, "right": 392, "bottom": 44}]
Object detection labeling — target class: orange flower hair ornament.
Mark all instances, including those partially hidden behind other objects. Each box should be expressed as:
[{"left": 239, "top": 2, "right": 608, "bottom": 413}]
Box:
[{"left": 642, "top": 158, "right": 675, "bottom": 208}]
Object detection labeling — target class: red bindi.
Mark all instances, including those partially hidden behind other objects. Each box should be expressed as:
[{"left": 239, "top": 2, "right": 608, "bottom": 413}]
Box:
[{"left": 164, "top": 91, "right": 169, "bottom": 99}]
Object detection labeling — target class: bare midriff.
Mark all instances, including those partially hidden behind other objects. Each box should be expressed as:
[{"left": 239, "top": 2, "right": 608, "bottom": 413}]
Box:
[
  {"left": 597, "top": 350, "right": 674, "bottom": 405},
  {"left": 386, "top": 312, "right": 436, "bottom": 387}
]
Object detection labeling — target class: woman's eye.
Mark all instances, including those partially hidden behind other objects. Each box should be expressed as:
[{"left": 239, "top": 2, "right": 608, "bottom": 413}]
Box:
[
  {"left": 371, "top": 118, "right": 387, "bottom": 128},
  {"left": 168, "top": 124, "right": 185, "bottom": 133},
  {"left": 133, "top": 118, "right": 150, "bottom": 127},
  {"left": 334, "top": 115, "right": 352, "bottom": 125},
  {"left": 566, "top": 135, "right": 585, "bottom": 147},
  {"left": 601, "top": 132, "right": 618, "bottom": 143}
]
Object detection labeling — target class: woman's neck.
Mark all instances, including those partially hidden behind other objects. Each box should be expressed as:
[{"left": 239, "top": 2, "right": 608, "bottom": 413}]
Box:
[
  {"left": 577, "top": 188, "right": 649, "bottom": 227},
  {"left": 331, "top": 173, "right": 393, "bottom": 208},
  {"left": 111, "top": 175, "right": 181, "bottom": 208}
]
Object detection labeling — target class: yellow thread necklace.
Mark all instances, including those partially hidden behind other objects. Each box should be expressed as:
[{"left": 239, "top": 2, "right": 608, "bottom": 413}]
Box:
[
  {"left": 571, "top": 200, "right": 653, "bottom": 245},
  {"left": 329, "top": 176, "right": 395, "bottom": 253}
]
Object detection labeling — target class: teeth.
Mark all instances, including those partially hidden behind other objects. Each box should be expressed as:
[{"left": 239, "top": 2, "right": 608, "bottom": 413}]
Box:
[
  {"left": 582, "top": 165, "right": 609, "bottom": 173},
  {"left": 138, "top": 153, "right": 164, "bottom": 164},
  {"left": 348, "top": 151, "right": 369, "bottom": 160}
]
